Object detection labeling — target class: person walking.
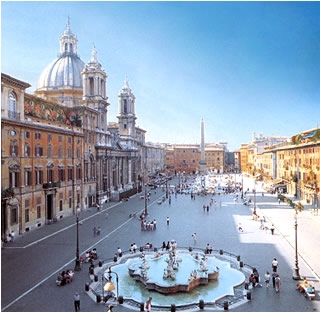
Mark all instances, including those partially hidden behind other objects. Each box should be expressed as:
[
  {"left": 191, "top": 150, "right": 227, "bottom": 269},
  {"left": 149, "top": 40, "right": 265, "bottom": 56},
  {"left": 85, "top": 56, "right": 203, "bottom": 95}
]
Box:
[
  {"left": 145, "top": 297, "right": 152, "bottom": 312},
  {"left": 272, "top": 258, "right": 278, "bottom": 272},
  {"left": 192, "top": 233, "right": 197, "bottom": 244},
  {"left": 275, "top": 274, "right": 281, "bottom": 292},
  {"left": 74, "top": 292, "right": 80, "bottom": 311},
  {"left": 264, "top": 271, "right": 271, "bottom": 288},
  {"left": 270, "top": 224, "right": 275, "bottom": 235},
  {"left": 166, "top": 217, "right": 170, "bottom": 226}
]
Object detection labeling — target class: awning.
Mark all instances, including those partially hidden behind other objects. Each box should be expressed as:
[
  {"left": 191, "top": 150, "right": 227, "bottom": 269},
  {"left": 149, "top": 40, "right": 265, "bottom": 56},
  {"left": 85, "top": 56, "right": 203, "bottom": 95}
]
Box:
[{"left": 273, "top": 178, "right": 285, "bottom": 185}]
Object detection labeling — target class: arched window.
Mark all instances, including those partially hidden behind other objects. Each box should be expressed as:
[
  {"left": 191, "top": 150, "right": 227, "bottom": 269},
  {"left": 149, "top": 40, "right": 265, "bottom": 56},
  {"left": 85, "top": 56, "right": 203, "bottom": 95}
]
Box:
[
  {"left": 123, "top": 99, "right": 127, "bottom": 114},
  {"left": 9, "top": 92, "right": 17, "bottom": 118}
]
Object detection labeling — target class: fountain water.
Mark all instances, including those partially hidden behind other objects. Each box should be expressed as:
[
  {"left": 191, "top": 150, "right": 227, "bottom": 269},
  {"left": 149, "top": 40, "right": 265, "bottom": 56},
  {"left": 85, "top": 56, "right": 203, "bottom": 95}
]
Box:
[{"left": 103, "top": 243, "right": 246, "bottom": 307}]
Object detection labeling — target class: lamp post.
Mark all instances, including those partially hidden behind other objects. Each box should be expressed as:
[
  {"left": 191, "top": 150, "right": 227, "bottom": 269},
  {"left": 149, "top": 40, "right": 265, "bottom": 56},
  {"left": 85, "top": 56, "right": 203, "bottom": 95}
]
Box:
[
  {"left": 144, "top": 187, "right": 148, "bottom": 216},
  {"left": 107, "top": 266, "right": 119, "bottom": 299},
  {"left": 292, "top": 211, "right": 301, "bottom": 280},
  {"left": 74, "top": 206, "right": 81, "bottom": 271},
  {"left": 253, "top": 180, "right": 256, "bottom": 214},
  {"left": 241, "top": 174, "right": 244, "bottom": 199}
]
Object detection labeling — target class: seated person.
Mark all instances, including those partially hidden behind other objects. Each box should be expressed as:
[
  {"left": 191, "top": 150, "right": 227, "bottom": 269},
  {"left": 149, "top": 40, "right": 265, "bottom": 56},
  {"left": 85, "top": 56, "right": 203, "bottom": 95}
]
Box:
[
  {"left": 296, "top": 277, "right": 309, "bottom": 292},
  {"left": 249, "top": 274, "right": 256, "bottom": 287},
  {"left": 306, "top": 285, "right": 315, "bottom": 294}
]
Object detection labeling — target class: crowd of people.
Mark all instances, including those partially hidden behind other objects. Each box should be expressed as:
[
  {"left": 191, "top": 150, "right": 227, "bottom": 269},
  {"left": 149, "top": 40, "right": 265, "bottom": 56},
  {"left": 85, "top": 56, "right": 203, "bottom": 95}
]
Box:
[{"left": 56, "top": 269, "right": 74, "bottom": 286}]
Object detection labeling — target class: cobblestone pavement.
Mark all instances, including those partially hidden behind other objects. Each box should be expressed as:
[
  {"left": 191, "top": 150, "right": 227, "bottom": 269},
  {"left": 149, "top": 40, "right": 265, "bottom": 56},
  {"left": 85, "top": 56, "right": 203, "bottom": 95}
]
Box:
[{"left": 2, "top": 175, "right": 320, "bottom": 312}]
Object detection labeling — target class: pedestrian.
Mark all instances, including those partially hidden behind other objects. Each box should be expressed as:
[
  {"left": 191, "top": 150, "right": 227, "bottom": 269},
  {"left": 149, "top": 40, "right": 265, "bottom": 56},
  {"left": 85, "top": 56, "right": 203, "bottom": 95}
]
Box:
[
  {"left": 166, "top": 241, "right": 170, "bottom": 251},
  {"left": 270, "top": 224, "right": 275, "bottom": 235},
  {"left": 278, "top": 198, "right": 281, "bottom": 204},
  {"left": 166, "top": 217, "right": 170, "bottom": 226},
  {"left": 162, "top": 241, "right": 166, "bottom": 251},
  {"left": 192, "top": 233, "right": 197, "bottom": 244},
  {"left": 93, "top": 226, "right": 97, "bottom": 236},
  {"left": 264, "top": 271, "right": 271, "bottom": 288},
  {"left": 145, "top": 297, "right": 152, "bottom": 312},
  {"left": 117, "top": 247, "right": 122, "bottom": 257},
  {"left": 275, "top": 274, "right": 281, "bottom": 292},
  {"left": 272, "top": 272, "right": 277, "bottom": 288},
  {"left": 74, "top": 292, "right": 80, "bottom": 311},
  {"left": 238, "top": 223, "right": 244, "bottom": 232},
  {"left": 10, "top": 231, "right": 15, "bottom": 242},
  {"left": 272, "top": 258, "right": 278, "bottom": 272}
]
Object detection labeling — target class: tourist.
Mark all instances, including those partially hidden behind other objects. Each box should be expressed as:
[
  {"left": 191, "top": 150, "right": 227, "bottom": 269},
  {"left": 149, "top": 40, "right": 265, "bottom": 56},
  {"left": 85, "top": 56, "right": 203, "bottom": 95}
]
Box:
[
  {"left": 264, "top": 271, "right": 271, "bottom": 288},
  {"left": 166, "top": 241, "right": 171, "bottom": 251},
  {"left": 275, "top": 274, "right": 281, "bottom": 292},
  {"left": 162, "top": 241, "right": 166, "bottom": 251},
  {"left": 270, "top": 224, "right": 275, "bottom": 235},
  {"left": 238, "top": 223, "right": 244, "bottom": 232},
  {"left": 133, "top": 243, "right": 137, "bottom": 253},
  {"left": 192, "top": 233, "right": 197, "bottom": 244},
  {"left": 145, "top": 297, "right": 152, "bottom": 312},
  {"left": 166, "top": 216, "right": 170, "bottom": 225},
  {"left": 117, "top": 247, "right": 122, "bottom": 257},
  {"left": 74, "top": 292, "right": 80, "bottom": 311},
  {"left": 272, "top": 258, "right": 278, "bottom": 272}
]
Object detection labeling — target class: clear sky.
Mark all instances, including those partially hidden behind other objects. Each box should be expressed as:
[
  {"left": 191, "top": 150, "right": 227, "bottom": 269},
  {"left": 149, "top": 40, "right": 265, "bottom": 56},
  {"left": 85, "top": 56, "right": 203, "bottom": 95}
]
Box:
[{"left": 1, "top": 1, "right": 320, "bottom": 151}]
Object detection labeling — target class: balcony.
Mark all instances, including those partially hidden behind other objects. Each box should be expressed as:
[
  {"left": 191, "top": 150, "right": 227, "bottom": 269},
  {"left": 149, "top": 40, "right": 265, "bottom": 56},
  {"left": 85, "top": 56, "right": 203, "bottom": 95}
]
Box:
[
  {"left": 43, "top": 181, "right": 61, "bottom": 189},
  {"left": 8, "top": 110, "right": 20, "bottom": 120}
]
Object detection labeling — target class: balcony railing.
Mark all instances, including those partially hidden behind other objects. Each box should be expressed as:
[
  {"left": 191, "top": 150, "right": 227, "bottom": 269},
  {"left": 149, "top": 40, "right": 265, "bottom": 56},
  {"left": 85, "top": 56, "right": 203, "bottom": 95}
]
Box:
[
  {"left": 43, "top": 181, "right": 61, "bottom": 189},
  {"left": 8, "top": 110, "right": 20, "bottom": 120}
]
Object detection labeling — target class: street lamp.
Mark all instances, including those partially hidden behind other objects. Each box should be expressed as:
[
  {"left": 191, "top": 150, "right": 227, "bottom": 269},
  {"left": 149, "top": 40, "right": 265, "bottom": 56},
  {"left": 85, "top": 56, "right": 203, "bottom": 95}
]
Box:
[
  {"left": 253, "top": 180, "right": 256, "bottom": 214},
  {"left": 241, "top": 174, "right": 244, "bottom": 199},
  {"left": 107, "top": 266, "right": 119, "bottom": 299},
  {"left": 144, "top": 187, "right": 148, "bottom": 216},
  {"left": 292, "top": 211, "right": 301, "bottom": 280},
  {"left": 74, "top": 206, "right": 81, "bottom": 271}
]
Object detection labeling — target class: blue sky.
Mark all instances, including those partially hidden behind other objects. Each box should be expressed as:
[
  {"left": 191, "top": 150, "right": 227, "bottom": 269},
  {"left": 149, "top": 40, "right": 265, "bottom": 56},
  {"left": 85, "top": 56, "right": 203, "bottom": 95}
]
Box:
[{"left": 2, "top": 1, "right": 320, "bottom": 150}]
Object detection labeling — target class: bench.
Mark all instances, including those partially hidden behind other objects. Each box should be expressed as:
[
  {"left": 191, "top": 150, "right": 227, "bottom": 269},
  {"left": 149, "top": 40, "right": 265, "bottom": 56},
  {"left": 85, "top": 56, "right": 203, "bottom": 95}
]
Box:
[{"left": 297, "top": 281, "right": 316, "bottom": 300}]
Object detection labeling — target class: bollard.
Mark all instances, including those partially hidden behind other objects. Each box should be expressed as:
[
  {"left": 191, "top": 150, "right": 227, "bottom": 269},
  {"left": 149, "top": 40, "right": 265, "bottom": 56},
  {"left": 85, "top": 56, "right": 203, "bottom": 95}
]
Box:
[
  {"left": 140, "top": 302, "right": 145, "bottom": 311},
  {"left": 113, "top": 255, "right": 118, "bottom": 262},
  {"left": 188, "top": 247, "right": 193, "bottom": 252},
  {"left": 154, "top": 247, "right": 158, "bottom": 252},
  {"left": 99, "top": 260, "right": 103, "bottom": 267},
  {"left": 171, "top": 304, "right": 176, "bottom": 312},
  {"left": 94, "top": 274, "right": 98, "bottom": 282},
  {"left": 237, "top": 255, "right": 240, "bottom": 261},
  {"left": 224, "top": 301, "right": 229, "bottom": 310},
  {"left": 239, "top": 261, "right": 244, "bottom": 268},
  {"left": 85, "top": 282, "right": 90, "bottom": 291},
  {"left": 118, "top": 296, "right": 124, "bottom": 304},
  {"left": 247, "top": 291, "right": 251, "bottom": 300},
  {"left": 244, "top": 282, "right": 249, "bottom": 290},
  {"left": 96, "top": 295, "right": 101, "bottom": 303},
  {"left": 199, "top": 299, "right": 204, "bottom": 309},
  {"left": 219, "top": 249, "right": 223, "bottom": 255}
]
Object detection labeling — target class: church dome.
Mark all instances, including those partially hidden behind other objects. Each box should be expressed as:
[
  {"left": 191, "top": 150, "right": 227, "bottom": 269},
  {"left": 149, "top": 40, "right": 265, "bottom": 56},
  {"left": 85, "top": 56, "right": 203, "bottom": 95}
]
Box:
[
  {"left": 37, "top": 54, "right": 84, "bottom": 91},
  {"left": 35, "top": 20, "right": 85, "bottom": 104}
]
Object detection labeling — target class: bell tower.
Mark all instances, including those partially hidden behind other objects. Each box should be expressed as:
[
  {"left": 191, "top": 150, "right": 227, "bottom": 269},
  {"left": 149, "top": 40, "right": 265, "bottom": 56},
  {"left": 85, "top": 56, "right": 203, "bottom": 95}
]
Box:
[{"left": 117, "top": 77, "right": 137, "bottom": 140}]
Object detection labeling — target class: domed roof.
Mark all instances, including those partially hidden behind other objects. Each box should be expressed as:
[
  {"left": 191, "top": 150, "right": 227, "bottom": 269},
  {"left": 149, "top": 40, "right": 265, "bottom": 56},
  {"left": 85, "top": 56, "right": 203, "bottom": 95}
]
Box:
[
  {"left": 36, "top": 20, "right": 85, "bottom": 92},
  {"left": 37, "top": 55, "right": 85, "bottom": 91}
]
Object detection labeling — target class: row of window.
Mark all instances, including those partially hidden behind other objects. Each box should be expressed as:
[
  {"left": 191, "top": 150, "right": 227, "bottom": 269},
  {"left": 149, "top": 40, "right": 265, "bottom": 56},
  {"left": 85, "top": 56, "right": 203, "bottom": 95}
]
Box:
[
  {"left": 10, "top": 142, "right": 81, "bottom": 158},
  {"left": 9, "top": 167, "right": 88, "bottom": 188}
]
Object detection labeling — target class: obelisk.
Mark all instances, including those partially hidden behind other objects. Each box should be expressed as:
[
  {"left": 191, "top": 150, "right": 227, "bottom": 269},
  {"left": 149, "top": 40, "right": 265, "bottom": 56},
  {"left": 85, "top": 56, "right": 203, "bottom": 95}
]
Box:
[{"left": 199, "top": 118, "right": 207, "bottom": 175}]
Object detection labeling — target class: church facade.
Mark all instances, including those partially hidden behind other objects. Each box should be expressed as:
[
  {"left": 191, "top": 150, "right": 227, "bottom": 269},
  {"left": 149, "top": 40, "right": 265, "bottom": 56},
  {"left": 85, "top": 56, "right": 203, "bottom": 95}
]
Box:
[{"left": 1, "top": 21, "right": 164, "bottom": 240}]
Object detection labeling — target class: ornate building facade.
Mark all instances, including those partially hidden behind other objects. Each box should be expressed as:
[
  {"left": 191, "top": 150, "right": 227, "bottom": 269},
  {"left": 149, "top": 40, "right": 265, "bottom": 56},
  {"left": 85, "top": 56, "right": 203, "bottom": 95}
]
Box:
[{"left": 1, "top": 21, "right": 165, "bottom": 240}]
